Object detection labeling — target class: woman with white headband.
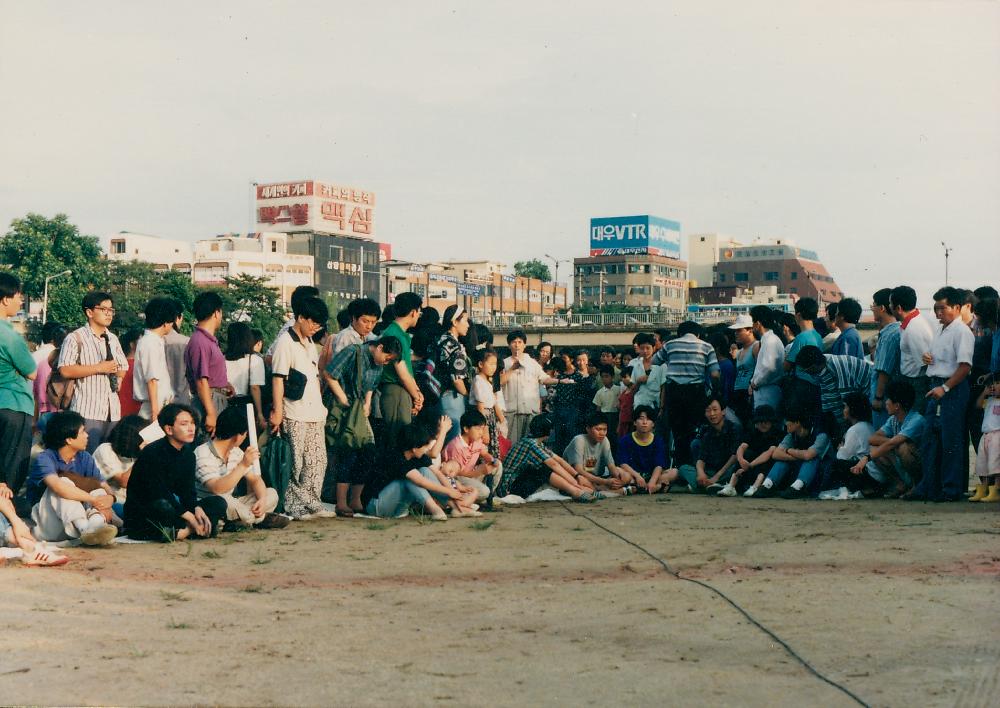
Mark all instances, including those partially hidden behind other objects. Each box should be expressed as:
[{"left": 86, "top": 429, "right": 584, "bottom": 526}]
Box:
[{"left": 436, "top": 305, "right": 472, "bottom": 444}]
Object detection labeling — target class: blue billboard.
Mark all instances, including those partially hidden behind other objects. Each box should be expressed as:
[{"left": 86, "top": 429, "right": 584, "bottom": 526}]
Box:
[{"left": 589, "top": 215, "right": 681, "bottom": 257}]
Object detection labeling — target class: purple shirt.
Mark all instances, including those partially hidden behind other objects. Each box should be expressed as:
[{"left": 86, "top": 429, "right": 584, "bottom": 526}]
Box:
[{"left": 184, "top": 326, "right": 230, "bottom": 390}]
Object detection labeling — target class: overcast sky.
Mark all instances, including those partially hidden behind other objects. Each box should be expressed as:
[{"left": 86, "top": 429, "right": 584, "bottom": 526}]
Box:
[{"left": 2, "top": 1, "right": 997, "bottom": 305}]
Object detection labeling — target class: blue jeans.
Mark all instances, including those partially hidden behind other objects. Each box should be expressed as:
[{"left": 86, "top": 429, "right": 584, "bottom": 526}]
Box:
[
  {"left": 0, "top": 512, "right": 11, "bottom": 544},
  {"left": 365, "top": 468, "right": 449, "bottom": 518},
  {"left": 440, "top": 392, "right": 467, "bottom": 445},
  {"left": 917, "top": 379, "right": 970, "bottom": 500},
  {"left": 767, "top": 458, "right": 823, "bottom": 488}
]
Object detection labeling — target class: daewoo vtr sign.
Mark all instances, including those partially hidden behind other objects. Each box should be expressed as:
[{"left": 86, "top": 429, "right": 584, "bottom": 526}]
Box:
[{"left": 589, "top": 215, "right": 681, "bottom": 257}]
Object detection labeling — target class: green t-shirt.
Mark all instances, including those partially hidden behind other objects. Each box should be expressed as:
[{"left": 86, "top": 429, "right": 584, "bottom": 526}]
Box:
[
  {"left": 0, "top": 319, "right": 36, "bottom": 415},
  {"left": 380, "top": 321, "right": 413, "bottom": 386}
]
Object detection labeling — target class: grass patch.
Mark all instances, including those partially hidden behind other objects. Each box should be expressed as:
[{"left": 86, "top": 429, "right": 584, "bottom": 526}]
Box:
[
  {"left": 166, "top": 620, "right": 192, "bottom": 630},
  {"left": 241, "top": 584, "right": 264, "bottom": 594},
  {"left": 365, "top": 521, "right": 388, "bottom": 531},
  {"left": 470, "top": 520, "right": 495, "bottom": 531},
  {"left": 249, "top": 551, "right": 273, "bottom": 566},
  {"left": 202, "top": 550, "right": 224, "bottom": 559},
  {"left": 160, "top": 590, "right": 189, "bottom": 602}
]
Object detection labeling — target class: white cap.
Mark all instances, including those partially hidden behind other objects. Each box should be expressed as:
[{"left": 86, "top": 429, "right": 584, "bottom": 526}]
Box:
[{"left": 728, "top": 314, "right": 753, "bottom": 329}]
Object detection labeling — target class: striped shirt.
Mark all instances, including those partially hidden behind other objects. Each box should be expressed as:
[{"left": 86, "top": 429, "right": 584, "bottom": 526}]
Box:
[
  {"left": 58, "top": 326, "right": 129, "bottom": 422},
  {"left": 817, "top": 354, "right": 873, "bottom": 414},
  {"left": 656, "top": 334, "right": 719, "bottom": 385}
]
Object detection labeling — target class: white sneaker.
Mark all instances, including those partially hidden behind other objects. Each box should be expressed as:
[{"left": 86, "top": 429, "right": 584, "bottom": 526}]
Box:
[
  {"left": 80, "top": 523, "right": 117, "bottom": 546},
  {"left": 743, "top": 486, "right": 758, "bottom": 497},
  {"left": 717, "top": 484, "right": 737, "bottom": 497},
  {"left": 311, "top": 509, "right": 337, "bottom": 519}
]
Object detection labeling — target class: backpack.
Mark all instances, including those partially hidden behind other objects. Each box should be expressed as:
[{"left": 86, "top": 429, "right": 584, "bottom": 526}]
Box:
[{"left": 45, "top": 332, "right": 84, "bottom": 411}]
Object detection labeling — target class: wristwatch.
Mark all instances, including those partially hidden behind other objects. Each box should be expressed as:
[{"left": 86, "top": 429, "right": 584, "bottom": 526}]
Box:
[{"left": 941, "top": 383, "right": 951, "bottom": 393}]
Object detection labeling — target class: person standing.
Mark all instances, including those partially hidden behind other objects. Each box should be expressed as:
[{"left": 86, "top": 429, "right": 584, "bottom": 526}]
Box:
[
  {"left": 906, "top": 287, "right": 974, "bottom": 502},
  {"left": 830, "top": 298, "right": 864, "bottom": 359},
  {"left": 379, "top": 292, "right": 425, "bottom": 447},
  {"left": 729, "top": 314, "right": 758, "bottom": 426},
  {"left": 269, "top": 295, "right": 332, "bottom": 519},
  {"left": 132, "top": 297, "right": 176, "bottom": 422},
  {"left": 164, "top": 303, "right": 192, "bottom": 406},
  {"left": 328, "top": 298, "right": 380, "bottom": 357},
  {"left": 184, "top": 292, "right": 231, "bottom": 436},
  {"left": 658, "top": 321, "right": 720, "bottom": 467},
  {"left": 57, "top": 291, "right": 129, "bottom": 453},
  {"left": 0, "top": 273, "right": 37, "bottom": 493},
  {"left": 502, "top": 330, "right": 550, "bottom": 445},
  {"left": 891, "top": 285, "right": 935, "bottom": 414},
  {"left": 436, "top": 305, "right": 471, "bottom": 444},
  {"left": 749, "top": 306, "right": 785, "bottom": 412},
  {"left": 871, "top": 288, "right": 901, "bottom": 429}
]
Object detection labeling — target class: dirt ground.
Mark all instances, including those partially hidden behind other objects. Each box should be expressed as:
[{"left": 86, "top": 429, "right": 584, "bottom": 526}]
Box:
[{"left": 1, "top": 494, "right": 998, "bottom": 708}]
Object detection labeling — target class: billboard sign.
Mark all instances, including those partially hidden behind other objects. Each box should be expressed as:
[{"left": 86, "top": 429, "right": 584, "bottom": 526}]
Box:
[
  {"left": 589, "top": 215, "right": 680, "bottom": 257},
  {"left": 255, "top": 180, "right": 376, "bottom": 239}
]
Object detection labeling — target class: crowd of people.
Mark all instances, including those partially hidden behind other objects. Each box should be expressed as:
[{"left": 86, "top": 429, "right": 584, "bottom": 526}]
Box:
[{"left": 0, "top": 271, "right": 996, "bottom": 568}]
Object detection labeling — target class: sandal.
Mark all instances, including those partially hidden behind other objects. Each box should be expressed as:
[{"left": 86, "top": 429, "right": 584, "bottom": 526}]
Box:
[
  {"left": 22, "top": 548, "right": 70, "bottom": 567},
  {"left": 335, "top": 507, "right": 355, "bottom": 518}
]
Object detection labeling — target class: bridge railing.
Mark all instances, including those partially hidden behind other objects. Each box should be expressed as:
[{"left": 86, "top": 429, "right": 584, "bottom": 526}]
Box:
[{"left": 479, "top": 311, "right": 687, "bottom": 330}]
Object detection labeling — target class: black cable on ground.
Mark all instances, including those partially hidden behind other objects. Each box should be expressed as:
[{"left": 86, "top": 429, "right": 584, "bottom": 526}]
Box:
[{"left": 558, "top": 501, "right": 871, "bottom": 708}]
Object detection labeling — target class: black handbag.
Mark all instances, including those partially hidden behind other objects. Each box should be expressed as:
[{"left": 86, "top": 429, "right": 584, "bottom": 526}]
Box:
[{"left": 283, "top": 330, "right": 311, "bottom": 401}]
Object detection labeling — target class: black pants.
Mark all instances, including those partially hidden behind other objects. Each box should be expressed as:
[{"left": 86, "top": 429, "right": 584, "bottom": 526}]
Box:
[
  {"left": 126, "top": 495, "right": 227, "bottom": 542},
  {"left": 0, "top": 408, "right": 32, "bottom": 494},
  {"left": 664, "top": 382, "right": 707, "bottom": 467},
  {"left": 334, "top": 444, "right": 377, "bottom": 486},
  {"left": 827, "top": 458, "right": 884, "bottom": 494}
]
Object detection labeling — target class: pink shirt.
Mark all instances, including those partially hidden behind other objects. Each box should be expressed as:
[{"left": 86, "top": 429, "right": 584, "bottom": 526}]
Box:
[
  {"left": 33, "top": 352, "right": 56, "bottom": 414},
  {"left": 442, "top": 435, "right": 487, "bottom": 474}
]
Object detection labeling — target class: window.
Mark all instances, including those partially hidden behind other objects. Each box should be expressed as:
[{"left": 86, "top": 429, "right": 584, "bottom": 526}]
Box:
[
  {"left": 718, "top": 273, "right": 726, "bottom": 283},
  {"left": 111, "top": 240, "right": 126, "bottom": 254},
  {"left": 271, "top": 241, "right": 278, "bottom": 253},
  {"left": 628, "top": 286, "right": 650, "bottom": 295},
  {"left": 764, "top": 272, "right": 780, "bottom": 281},
  {"left": 734, "top": 272, "right": 749, "bottom": 282},
  {"left": 790, "top": 287, "right": 798, "bottom": 294},
  {"left": 790, "top": 272, "right": 798, "bottom": 280}
]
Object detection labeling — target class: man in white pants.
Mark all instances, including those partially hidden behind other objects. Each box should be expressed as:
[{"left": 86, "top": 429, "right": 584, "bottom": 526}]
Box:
[{"left": 502, "top": 330, "right": 556, "bottom": 445}]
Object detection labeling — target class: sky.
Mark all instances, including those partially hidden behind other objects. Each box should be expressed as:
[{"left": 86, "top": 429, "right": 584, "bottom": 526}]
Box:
[{"left": 1, "top": 1, "right": 998, "bottom": 306}]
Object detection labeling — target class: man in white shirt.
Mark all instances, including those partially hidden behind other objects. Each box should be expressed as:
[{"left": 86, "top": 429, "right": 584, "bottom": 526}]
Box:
[
  {"left": 132, "top": 298, "right": 175, "bottom": 421},
  {"left": 749, "top": 306, "right": 785, "bottom": 412},
  {"left": 502, "top": 330, "right": 556, "bottom": 445},
  {"left": 906, "top": 286, "right": 974, "bottom": 502},
  {"left": 891, "top": 285, "right": 936, "bottom": 414}
]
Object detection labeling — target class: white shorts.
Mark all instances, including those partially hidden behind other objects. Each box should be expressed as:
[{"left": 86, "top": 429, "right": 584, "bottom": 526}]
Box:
[{"left": 975, "top": 429, "right": 1000, "bottom": 478}]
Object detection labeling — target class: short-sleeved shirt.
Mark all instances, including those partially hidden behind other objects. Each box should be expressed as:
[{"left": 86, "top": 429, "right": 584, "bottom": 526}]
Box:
[
  {"left": 817, "top": 355, "right": 874, "bottom": 414},
  {"left": 470, "top": 375, "right": 497, "bottom": 409},
  {"left": 926, "top": 318, "right": 974, "bottom": 379},
  {"left": 563, "top": 434, "right": 615, "bottom": 477},
  {"left": 435, "top": 333, "right": 470, "bottom": 394},
  {"left": 363, "top": 453, "right": 430, "bottom": 506},
  {"left": 33, "top": 351, "right": 56, "bottom": 415},
  {"left": 194, "top": 441, "right": 253, "bottom": 501},
  {"left": 630, "top": 360, "right": 666, "bottom": 409},
  {"left": 226, "top": 354, "right": 266, "bottom": 397},
  {"left": 380, "top": 322, "right": 413, "bottom": 386},
  {"left": 92, "top": 442, "right": 135, "bottom": 482},
  {"left": 184, "top": 326, "right": 230, "bottom": 390},
  {"left": 779, "top": 429, "right": 831, "bottom": 459},
  {"left": 899, "top": 310, "right": 936, "bottom": 378},
  {"left": 830, "top": 327, "right": 864, "bottom": 359},
  {"left": 787, "top": 329, "right": 824, "bottom": 382},
  {"left": 133, "top": 330, "right": 172, "bottom": 404},
  {"left": 616, "top": 433, "right": 666, "bottom": 476},
  {"left": 58, "top": 326, "right": 129, "bottom": 421},
  {"left": 981, "top": 396, "right": 1000, "bottom": 435},
  {"left": 27, "top": 448, "right": 101, "bottom": 506},
  {"left": 593, "top": 384, "right": 623, "bottom": 413},
  {"left": 442, "top": 435, "right": 487, "bottom": 474},
  {"left": 655, "top": 334, "right": 720, "bottom": 384},
  {"left": 329, "top": 325, "right": 367, "bottom": 357},
  {"left": 326, "top": 344, "right": 383, "bottom": 403},
  {"left": 873, "top": 321, "right": 901, "bottom": 379},
  {"left": 164, "top": 329, "right": 192, "bottom": 405},
  {"left": 271, "top": 329, "right": 326, "bottom": 422},
  {"left": 497, "top": 437, "right": 554, "bottom": 497},
  {"left": 838, "top": 421, "right": 874, "bottom": 460},
  {"left": 879, "top": 410, "right": 927, "bottom": 442},
  {"left": 734, "top": 345, "right": 756, "bottom": 392},
  {"left": 696, "top": 420, "right": 741, "bottom": 470}
]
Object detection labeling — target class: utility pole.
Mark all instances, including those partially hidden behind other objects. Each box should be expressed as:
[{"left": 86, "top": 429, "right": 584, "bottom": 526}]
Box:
[
  {"left": 598, "top": 267, "right": 606, "bottom": 311},
  {"left": 941, "top": 241, "right": 953, "bottom": 285}
]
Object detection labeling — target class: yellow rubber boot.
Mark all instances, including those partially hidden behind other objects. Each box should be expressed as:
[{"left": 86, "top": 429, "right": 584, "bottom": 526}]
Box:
[
  {"left": 980, "top": 484, "right": 1000, "bottom": 503},
  {"left": 969, "top": 483, "right": 988, "bottom": 502}
]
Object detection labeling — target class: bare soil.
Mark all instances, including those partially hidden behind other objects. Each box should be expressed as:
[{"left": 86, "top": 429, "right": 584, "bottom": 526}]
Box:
[{"left": 2, "top": 495, "right": 998, "bottom": 707}]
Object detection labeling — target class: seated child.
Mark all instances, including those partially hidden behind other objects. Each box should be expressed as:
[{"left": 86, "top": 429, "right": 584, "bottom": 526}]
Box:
[
  {"left": 663, "top": 397, "right": 741, "bottom": 493},
  {"left": 970, "top": 379, "right": 1000, "bottom": 502},
  {"left": 92, "top": 414, "right": 147, "bottom": 504},
  {"left": 124, "top": 404, "right": 228, "bottom": 542},
  {"left": 363, "top": 419, "right": 479, "bottom": 520},
  {"left": 592, "top": 365, "right": 623, "bottom": 454},
  {"left": 194, "top": 406, "right": 287, "bottom": 529},
  {"left": 721, "top": 405, "right": 784, "bottom": 497},
  {"left": 616, "top": 405, "right": 668, "bottom": 493},
  {"left": 442, "top": 409, "right": 500, "bottom": 502},
  {"left": 1, "top": 482, "right": 69, "bottom": 566},
  {"left": 824, "top": 392, "right": 875, "bottom": 495},
  {"left": 751, "top": 408, "right": 831, "bottom": 499},
  {"left": 27, "top": 411, "right": 119, "bottom": 546},
  {"left": 866, "top": 380, "right": 926, "bottom": 497},
  {"left": 563, "top": 411, "right": 641, "bottom": 493},
  {"left": 495, "top": 415, "right": 597, "bottom": 502}
]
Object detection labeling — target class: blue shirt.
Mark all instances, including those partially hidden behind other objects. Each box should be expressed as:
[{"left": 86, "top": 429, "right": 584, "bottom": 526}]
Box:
[
  {"left": 616, "top": 433, "right": 667, "bottom": 476},
  {"left": 879, "top": 410, "right": 926, "bottom": 443},
  {"left": 831, "top": 327, "right": 864, "bottom": 359},
  {"left": 787, "top": 330, "right": 824, "bottom": 382},
  {"left": 873, "top": 322, "right": 901, "bottom": 379},
  {"left": 27, "top": 448, "right": 101, "bottom": 506}
]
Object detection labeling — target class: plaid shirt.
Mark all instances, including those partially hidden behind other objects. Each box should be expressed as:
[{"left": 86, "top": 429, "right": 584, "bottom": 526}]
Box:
[
  {"left": 496, "top": 436, "right": 552, "bottom": 497},
  {"left": 818, "top": 354, "right": 873, "bottom": 414},
  {"left": 326, "top": 344, "right": 382, "bottom": 404}
]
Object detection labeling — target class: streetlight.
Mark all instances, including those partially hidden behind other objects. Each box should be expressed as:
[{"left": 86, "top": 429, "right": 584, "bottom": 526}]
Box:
[
  {"left": 544, "top": 253, "right": 570, "bottom": 315},
  {"left": 941, "top": 241, "right": 953, "bottom": 285},
  {"left": 42, "top": 269, "right": 72, "bottom": 324}
]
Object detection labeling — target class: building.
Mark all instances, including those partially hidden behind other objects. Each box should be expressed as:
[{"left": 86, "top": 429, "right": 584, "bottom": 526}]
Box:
[
  {"left": 573, "top": 215, "right": 688, "bottom": 312},
  {"left": 711, "top": 238, "right": 843, "bottom": 304},
  {"left": 193, "top": 233, "right": 313, "bottom": 303},
  {"left": 106, "top": 232, "right": 194, "bottom": 274},
  {"left": 286, "top": 232, "right": 383, "bottom": 303},
  {"left": 687, "top": 233, "right": 741, "bottom": 288}
]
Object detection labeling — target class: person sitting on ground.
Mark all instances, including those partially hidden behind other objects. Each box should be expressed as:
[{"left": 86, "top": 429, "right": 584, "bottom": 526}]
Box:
[
  {"left": 825, "top": 392, "right": 875, "bottom": 496},
  {"left": 26, "top": 411, "right": 119, "bottom": 546},
  {"left": 563, "top": 411, "right": 640, "bottom": 493},
  {"left": 721, "top": 405, "right": 784, "bottom": 497},
  {"left": 751, "top": 408, "right": 831, "bottom": 499},
  {"left": 442, "top": 409, "right": 500, "bottom": 503},
  {"left": 124, "top": 404, "right": 228, "bottom": 542},
  {"left": 194, "top": 406, "right": 287, "bottom": 530},
  {"left": 663, "top": 396, "right": 740, "bottom": 493},
  {"left": 1, "top": 481, "right": 69, "bottom": 566},
  {"left": 495, "top": 415, "right": 597, "bottom": 502},
  {"left": 362, "top": 419, "right": 477, "bottom": 520},
  {"left": 866, "top": 380, "right": 926, "bottom": 498},
  {"left": 92, "top": 414, "right": 147, "bottom": 504},
  {"left": 830, "top": 298, "right": 865, "bottom": 359},
  {"left": 616, "top": 405, "right": 668, "bottom": 493}
]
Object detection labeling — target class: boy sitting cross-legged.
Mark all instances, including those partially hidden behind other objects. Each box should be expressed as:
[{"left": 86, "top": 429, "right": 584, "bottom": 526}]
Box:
[
  {"left": 662, "top": 397, "right": 741, "bottom": 494},
  {"left": 441, "top": 409, "right": 500, "bottom": 503},
  {"left": 616, "top": 405, "right": 669, "bottom": 493},
  {"left": 721, "top": 405, "right": 784, "bottom": 497},
  {"left": 564, "top": 411, "right": 643, "bottom": 493}
]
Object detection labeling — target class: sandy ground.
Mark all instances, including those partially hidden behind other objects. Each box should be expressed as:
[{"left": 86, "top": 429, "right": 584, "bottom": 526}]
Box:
[{"left": 1, "top": 494, "right": 998, "bottom": 708}]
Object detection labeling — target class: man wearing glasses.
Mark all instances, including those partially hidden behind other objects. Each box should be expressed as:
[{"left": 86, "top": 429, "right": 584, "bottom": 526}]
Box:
[{"left": 57, "top": 292, "right": 129, "bottom": 453}]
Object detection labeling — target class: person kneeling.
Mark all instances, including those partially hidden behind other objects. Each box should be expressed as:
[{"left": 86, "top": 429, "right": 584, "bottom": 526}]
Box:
[
  {"left": 563, "top": 412, "right": 642, "bottom": 494},
  {"left": 26, "top": 411, "right": 119, "bottom": 547},
  {"left": 616, "top": 406, "right": 669, "bottom": 493},
  {"left": 124, "top": 404, "right": 228, "bottom": 542},
  {"left": 751, "top": 408, "right": 831, "bottom": 499},
  {"left": 194, "top": 406, "right": 287, "bottom": 530},
  {"left": 495, "top": 415, "right": 597, "bottom": 502},
  {"left": 664, "top": 397, "right": 740, "bottom": 494}
]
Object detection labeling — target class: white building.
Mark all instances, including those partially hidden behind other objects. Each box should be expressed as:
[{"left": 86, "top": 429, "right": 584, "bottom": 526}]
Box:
[
  {"left": 686, "top": 233, "right": 741, "bottom": 288},
  {"left": 106, "top": 232, "right": 194, "bottom": 274},
  {"left": 193, "top": 233, "right": 313, "bottom": 303}
]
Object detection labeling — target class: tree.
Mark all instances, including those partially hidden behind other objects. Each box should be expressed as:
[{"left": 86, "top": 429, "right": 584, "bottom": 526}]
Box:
[
  {"left": 216, "top": 274, "right": 286, "bottom": 345},
  {"left": 513, "top": 259, "right": 552, "bottom": 282}
]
